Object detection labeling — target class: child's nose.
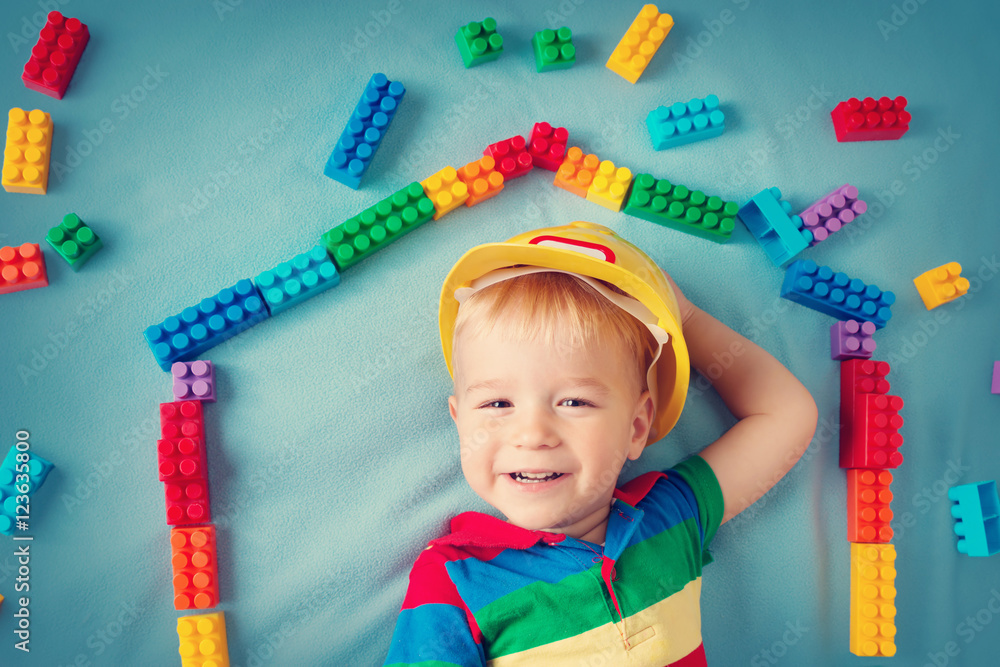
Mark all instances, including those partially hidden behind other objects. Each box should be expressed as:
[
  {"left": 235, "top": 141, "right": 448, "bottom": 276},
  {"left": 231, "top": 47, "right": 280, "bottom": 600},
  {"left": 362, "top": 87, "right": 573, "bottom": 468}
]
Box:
[{"left": 511, "top": 408, "right": 559, "bottom": 449}]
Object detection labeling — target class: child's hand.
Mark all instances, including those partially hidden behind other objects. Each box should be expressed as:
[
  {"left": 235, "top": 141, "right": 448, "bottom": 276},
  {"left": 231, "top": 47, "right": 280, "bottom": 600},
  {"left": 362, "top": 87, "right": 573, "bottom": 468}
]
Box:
[{"left": 661, "top": 269, "right": 696, "bottom": 326}]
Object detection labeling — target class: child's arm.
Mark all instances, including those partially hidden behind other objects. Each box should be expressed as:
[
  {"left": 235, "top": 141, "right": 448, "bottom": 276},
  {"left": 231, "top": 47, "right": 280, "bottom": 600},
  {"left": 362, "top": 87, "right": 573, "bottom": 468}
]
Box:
[{"left": 664, "top": 272, "right": 818, "bottom": 524}]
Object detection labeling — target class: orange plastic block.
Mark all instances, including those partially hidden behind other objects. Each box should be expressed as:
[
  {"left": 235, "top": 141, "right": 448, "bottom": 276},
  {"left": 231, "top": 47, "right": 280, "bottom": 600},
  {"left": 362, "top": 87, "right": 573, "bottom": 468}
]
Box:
[
  {"left": 849, "top": 543, "right": 897, "bottom": 657},
  {"left": 457, "top": 156, "right": 504, "bottom": 207},
  {"left": 421, "top": 166, "right": 469, "bottom": 220},
  {"left": 606, "top": 5, "right": 674, "bottom": 84},
  {"left": 171, "top": 525, "right": 220, "bottom": 610},
  {"left": 2, "top": 108, "right": 53, "bottom": 194},
  {"left": 847, "top": 470, "right": 894, "bottom": 543},
  {"left": 586, "top": 160, "right": 633, "bottom": 212},
  {"left": 845, "top": 394, "right": 904, "bottom": 469},
  {"left": 554, "top": 147, "right": 600, "bottom": 198},
  {"left": 484, "top": 135, "right": 533, "bottom": 180},
  {"left": 913, "top": 262, "right": 970, "bottom": 310},
  {"left": 0, "top": 243, "right": 48, "bottom": 295},
  {"left": 177, "top": 611, "right": 229, "bottom": 667},
  {"left": 161, "top": 401, "right": 205, "bottom": 440}
]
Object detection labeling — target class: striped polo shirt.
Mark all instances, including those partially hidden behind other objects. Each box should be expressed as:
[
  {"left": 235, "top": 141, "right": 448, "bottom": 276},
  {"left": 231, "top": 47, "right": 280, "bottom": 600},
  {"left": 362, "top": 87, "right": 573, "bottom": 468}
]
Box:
[{"left": 384, "top": 455, "right": 724, "bottom": 666}]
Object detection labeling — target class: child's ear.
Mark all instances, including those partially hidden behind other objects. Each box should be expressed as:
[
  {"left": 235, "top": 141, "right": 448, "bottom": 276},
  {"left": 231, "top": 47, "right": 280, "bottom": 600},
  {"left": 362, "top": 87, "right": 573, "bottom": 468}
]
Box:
[
  {"left": 627, "top": 390, "right": 655, "bottom": 460},
  {"left": 448, "top": 395, "right": 459, "bottom": 423}
]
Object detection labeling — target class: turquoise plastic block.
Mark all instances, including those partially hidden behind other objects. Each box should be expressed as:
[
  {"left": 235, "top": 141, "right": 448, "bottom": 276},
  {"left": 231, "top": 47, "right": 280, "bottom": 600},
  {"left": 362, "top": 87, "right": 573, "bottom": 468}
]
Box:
[
  {"left": 738, "top": 187, "right": 812, "bottom": 266},
  {"left": 0, "top": 444, "right": 55, "bottom": 535},
  {"left": 324, "top": 73, "right": 406, "bottom": 189},
  {"left": 781, "top": 259, "right": 895, "bottom": 328},
  {"left": 144, "top": 279, "right": 270, "bottom": 371},
  {"left": 455, "top": 18, "right": 503, "bottom": 68},
  {"left": 254, "top": 245, "right": 341, "bottom": 316},
  {"left": 646, "top": 95, "right": 725, "bottom": 150},
  {"left": 949, "top": 481, "right": 1000, "bottom": 557},
  {"left": 532, "top": 27, "right": 575, "bottom": 73}
]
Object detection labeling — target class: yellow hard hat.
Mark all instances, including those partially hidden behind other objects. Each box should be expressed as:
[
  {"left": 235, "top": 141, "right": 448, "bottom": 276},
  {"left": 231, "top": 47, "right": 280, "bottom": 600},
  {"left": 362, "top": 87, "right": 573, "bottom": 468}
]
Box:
[{"left": 439, "top": 221, "right": 689, "bottom": 445}]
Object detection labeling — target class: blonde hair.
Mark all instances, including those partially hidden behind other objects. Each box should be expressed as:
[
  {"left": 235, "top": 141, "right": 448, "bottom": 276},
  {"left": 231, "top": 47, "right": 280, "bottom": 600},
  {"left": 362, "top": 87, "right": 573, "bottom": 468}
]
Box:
[{"left": 452, "top": 271, "right": 658, "bottom": 394}]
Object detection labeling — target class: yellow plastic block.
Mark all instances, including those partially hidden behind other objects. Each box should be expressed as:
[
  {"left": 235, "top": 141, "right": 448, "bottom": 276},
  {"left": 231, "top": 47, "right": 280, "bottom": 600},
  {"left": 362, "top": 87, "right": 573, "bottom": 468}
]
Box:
[
  {"left": 421, "top": 166, "right": 469, "bottom": 220},
  {"left": 849, "top": 543, "right": 897, "bottom": 657},
  {"left": 606, "top": 5, "right": 674, "bottom": 84},
  {"left": 3, "top": 108, "right": 53, "bottom": 195},
  {"left": 913, "top": 262, "right": 970, "bottom": 310},
  {"left": 585, "top": 160, "right": 632, "bottom": 212},
  {"left": 177, "top": 611, "right": 229, "bottom": 667}
]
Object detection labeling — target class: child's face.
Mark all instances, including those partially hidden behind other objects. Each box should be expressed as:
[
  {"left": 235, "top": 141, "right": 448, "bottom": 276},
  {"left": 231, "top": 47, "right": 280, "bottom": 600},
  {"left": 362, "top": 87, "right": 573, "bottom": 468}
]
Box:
[{"left": 448, "top": 322, "right": 653, "bottom": 540}]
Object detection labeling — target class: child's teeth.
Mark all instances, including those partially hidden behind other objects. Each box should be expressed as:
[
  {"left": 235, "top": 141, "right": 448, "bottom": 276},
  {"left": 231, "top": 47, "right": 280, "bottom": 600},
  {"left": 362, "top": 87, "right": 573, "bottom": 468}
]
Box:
[{"left": 512, "top": 472, "right": 562, "bottom": 483}]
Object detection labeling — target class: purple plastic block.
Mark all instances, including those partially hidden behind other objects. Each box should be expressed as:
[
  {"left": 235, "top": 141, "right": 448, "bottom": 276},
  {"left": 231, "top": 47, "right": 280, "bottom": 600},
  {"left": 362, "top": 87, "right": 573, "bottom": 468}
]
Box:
[
  {"left": 831, "top": 320, "right": 877, "bottom": 360},
  {"left": 172, "top": 361, "right": 216, "bottom": 403},
  {"left": 799, "top": 184, "right": 867, "bottom": 247},
  {"left": 993, "top": 361, "right": 1000, "bottom": 394}
]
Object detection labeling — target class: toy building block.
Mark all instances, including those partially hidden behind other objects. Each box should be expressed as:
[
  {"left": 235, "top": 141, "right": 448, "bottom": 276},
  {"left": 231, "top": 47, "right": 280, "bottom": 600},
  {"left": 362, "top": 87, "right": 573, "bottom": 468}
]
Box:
[
  {"left": 847, "top": 469, "right": 894, "bottom": 543},
  {"left": 0, "top": 446, "right": 55, "bottom": 535},
  {"left": 532, "top": 27, "right": 575, "bottom": 72},
  {"left": 738, "top": 188, "right": 812, "bottom": 266},
  {"left": 321, "top": 182, "right": 434, "bottom": 271},
  {"left": 45, "top": 213, "right": 102, "bottom": 271},
  {"left": 171, "top": 525, "right": 220, "bottom": 610},
  {"left": 554, "top": 147, "right": 600, "bottom": 198},
  {"left": 21, "top": 12, "right": 90, "bottom": 100},
  {"left": 849, "top": 543, "right": 897, "bottom": 657},
  {"left": 177, "top": 611, "right": 229, "bottom": 667},
  {"left": 948, "top": 481, "right": 1000, "bottom": 557},
  {"left": 0, "top": 243, "right": 48, "bottom": 295},
  {"left": 456, "top": 156, "right": 504, "bottom": 207},
  {"left": 839, "top": 358, "right": 891, "bottom": 462},
  {"left": 624, "top": 174, "right": 739, "bottom": 244},
  {"left": 842, "top": 394, "right": 904, "bottom": 469},
  {"left": 799, "top": 184, "right": 867, "bottom": 247},
  {"left": 158, "top": 437, "right": 208, "bottom": 484},
  {"left": 831, "top": 320, "right": 877, "bottom": 361},
  {"left": 993, "top": 362, "right": 1000, "bottom": 395},
  {"left": 586, "top": 160, "right": 633, "bottom": 212},
  {"left": 455, "top": 18, "right": 503, "bottom": 68},
  {"left": 913, "top": 262, "right": 970, "bottom": 310},
  {"left": 165, "top": 478, "right": 211, "bottom": 526},
  {"left": 254, "top": 245, "right": 340, "bottom": 316},
  {"left": 527, "top": 123, "right": 568, "bottom": 172},
  {"left": 421, "top": 166, "right": 469, "bottom": 220},
  {"left": 606, "top": 5, "right": 673, "bottom": 84},
  {"left": 485, "top": 136, "right": 533, "bottom": 180},
  {"left": 172, "top": 361, "right": 216, "bottom": 403},
  {"left": 324, "top": 73, "right": 405, "bottom": 189},
  {"left": 781, "top": 260, "right": 896, "bottom": 329},
  {"left": 144, "top": 279, "right": 270, "bottom": 372},
  {"left": 162, "top": 400, "right": 205, "bottom": 440},
  {"left": 2, "top": 108, "right": 53, "bottom": 195},
  {"left": 646, "top": 95, "right": 725, "bottom": 151},
  {"left": 832, "top": 96, "right": 910, "bottom": 142}
]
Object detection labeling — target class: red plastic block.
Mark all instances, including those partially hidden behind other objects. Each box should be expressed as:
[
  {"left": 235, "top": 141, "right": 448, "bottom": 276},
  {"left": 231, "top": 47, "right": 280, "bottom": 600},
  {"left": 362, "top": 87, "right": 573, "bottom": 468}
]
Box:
[
  {"left": 831, "top": 96, "right": 910, "bottom": 142},
  {"left": 843, "top": 394, "right": 904, "bottom": 469},
  {"left": 847, "top": 469, "right": 894, "bottom": 543},
  {"left": 22, "top": 12, "right": 90, "bottom": 100},
  {"left": 0, "top": 243, "right": 48, "bottom": 295},
  {"left": 457, "top": 156, "right": 504, "bottom": 206},
  {"left": 528, "top": 123, "right": 568, "bottom": 172},
  {"left": 161, "top": 401, "right": 205, "bottom": 440},
  {"left": 165, "top": 479, "right": 211, "bottom": 526},
  {"left": 158, "top": 437, "right": 208, "bottom": 483},
  {"left": 484, "top": 136, "right": 533, "bottom": 180},
  {"left": 554, "top": 146, "right": 600, "bottom": 198},
  {"left": 839, "top": 359, "right": 891, "bottom": 468},
  {"left": 171, "top": 525, "right": 220, "bottom": 610}
]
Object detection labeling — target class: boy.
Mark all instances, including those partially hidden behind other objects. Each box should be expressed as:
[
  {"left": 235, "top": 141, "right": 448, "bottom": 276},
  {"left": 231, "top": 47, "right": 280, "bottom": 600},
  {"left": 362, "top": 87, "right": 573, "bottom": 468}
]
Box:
[{"left": 384, "top": 222, "right": 818, "bottom": 666}]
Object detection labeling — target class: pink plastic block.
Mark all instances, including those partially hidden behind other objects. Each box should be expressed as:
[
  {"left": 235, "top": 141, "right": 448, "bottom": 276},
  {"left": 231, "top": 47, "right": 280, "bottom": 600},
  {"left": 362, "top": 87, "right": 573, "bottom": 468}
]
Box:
[
  {"left": 21, "top": 12, "right": 90, "bottom": 100},
  {"left": 172, "top": 361, "right": 216, "bottom": 403},
  {"left": 161, "top": 400, "right": 204, "bottom": 440},
  {"left": 993, "top": 362, "right": 1000, "bottom": 394},
  {"left": 527, "top": 122, "right": 568, "bottom": 172},
  {"left": 800, "top": 184, "right": 867, "bottom": 247},
  {"left": 831, "top": 320, "right": 877, "bottom": 360},
  {"left": 484, "top": 136, "right": 533, "bottom": 180}
]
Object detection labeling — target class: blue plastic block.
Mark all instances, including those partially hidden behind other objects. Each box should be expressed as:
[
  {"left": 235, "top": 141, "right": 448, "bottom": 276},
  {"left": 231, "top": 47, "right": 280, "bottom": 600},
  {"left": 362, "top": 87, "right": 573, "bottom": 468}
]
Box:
[
  {"left": 253, "top": 245, "right": 341, "bottom": 316},
  {"left": 144, "top": 279, "right": 270, "bottom": 371},
  {"left": 324, "top": 73, "right": 406, "bottom": 189},
  {"left": 738, "top": 187, "right": 813, "bottom": 266},
  {"left": 949, "top": 481, "right": 1000, "bottom": 557},
  {"left": 0, "top": 445, "right": 55, "bottom": 535},
  {"left": 780, "top": 259, "right": 896, "bottom": 329},
  {"left": 646, "top": 95, "right": 725, "bottom": 150}
]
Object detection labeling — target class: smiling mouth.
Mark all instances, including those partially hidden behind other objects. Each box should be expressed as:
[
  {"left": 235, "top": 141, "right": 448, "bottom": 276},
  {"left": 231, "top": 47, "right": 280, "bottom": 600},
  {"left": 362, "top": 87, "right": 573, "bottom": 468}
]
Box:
[{"left": 509, "top": 472, "right": 564, "bottom": 483}]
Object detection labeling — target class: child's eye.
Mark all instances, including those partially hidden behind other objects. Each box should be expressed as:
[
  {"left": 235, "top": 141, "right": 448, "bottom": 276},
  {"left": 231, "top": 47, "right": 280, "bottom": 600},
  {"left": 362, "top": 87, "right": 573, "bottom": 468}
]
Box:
[
  {"left": 561, "top": 398, "right": 591, "bottom": 407},
  {"left": 481, "top": 400, "right": 511, "bottom": 409}
]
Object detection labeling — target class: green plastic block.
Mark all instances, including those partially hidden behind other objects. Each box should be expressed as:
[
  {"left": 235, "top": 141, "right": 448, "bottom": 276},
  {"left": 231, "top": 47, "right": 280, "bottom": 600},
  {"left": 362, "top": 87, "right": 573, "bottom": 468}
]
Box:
[
  {"left": 624, "top": 174, "right": 739, "bottom": 244},
  {"left": 532, "top": 27, "right": 575, "bottom": 72},
  {"left": 455, "top": 18, "right": 503, "bottom": 68},
  {"left": 45, "top": 213, "right": 103, "bottom": 271},
  {"left": 321, "top": 182, "right": 435, "bottom": 271}
]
